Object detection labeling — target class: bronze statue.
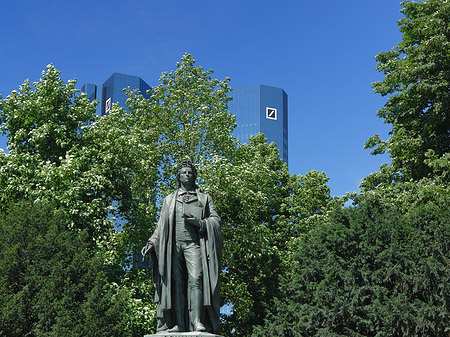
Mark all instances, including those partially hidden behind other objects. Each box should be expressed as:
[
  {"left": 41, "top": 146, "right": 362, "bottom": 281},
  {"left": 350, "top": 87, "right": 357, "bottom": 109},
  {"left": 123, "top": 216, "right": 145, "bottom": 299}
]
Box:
[{"left": 142, "top": 160, "right": 222, "bottom": 334}]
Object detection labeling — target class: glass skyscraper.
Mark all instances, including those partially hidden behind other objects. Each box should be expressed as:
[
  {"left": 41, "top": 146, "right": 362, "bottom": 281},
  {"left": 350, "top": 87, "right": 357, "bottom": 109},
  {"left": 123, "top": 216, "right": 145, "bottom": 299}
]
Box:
[
  {"left": 82, "top": 77, "right": 288, "bottom": 164},
  {"left": 80, "top": 83, "right": 97, "bottom": 101},
  {"left": 100, "top": 72, "right": 151, "bottom": 116},
  {"left": 228, "top": 84, "right": 288, "bottom": 164}
]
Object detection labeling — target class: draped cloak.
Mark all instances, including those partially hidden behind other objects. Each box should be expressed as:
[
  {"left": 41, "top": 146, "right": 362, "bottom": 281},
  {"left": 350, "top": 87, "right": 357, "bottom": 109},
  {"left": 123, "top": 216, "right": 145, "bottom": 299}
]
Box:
[{"left": 147, "top": 188, "right": 222, "bottom": 332}]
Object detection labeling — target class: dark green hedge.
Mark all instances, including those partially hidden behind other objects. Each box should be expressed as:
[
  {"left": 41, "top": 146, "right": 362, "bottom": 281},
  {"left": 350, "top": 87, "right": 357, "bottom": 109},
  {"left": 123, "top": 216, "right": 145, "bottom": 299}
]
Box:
[{"left": 254, "top": 185, "right": 450, "bottom": 337}]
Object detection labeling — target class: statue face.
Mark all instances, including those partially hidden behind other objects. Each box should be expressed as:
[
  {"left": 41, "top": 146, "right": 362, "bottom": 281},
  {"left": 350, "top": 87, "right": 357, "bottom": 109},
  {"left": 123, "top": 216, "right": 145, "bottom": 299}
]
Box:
[{"left": 179, "top": 167, "right": 194, "bottom": 186}]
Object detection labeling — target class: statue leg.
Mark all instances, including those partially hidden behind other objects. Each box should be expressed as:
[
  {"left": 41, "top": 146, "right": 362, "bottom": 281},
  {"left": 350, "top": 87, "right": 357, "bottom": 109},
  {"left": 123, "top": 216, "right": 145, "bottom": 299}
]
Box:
[
  {"left": 185, "top": 242, "right": 206, "bottom": 332},
  {"left": 170, "top": 240, "right": 187, "bottom": 332},
  {"left": 156, "top": 309, "right": 172, "bottom": 332}
]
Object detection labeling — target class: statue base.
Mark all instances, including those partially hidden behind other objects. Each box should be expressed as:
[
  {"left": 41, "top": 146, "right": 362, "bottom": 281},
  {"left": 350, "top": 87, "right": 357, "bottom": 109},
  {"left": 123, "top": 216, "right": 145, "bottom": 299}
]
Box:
[{"left": 144, "top": 332, "right": 223, "bottom": 337}]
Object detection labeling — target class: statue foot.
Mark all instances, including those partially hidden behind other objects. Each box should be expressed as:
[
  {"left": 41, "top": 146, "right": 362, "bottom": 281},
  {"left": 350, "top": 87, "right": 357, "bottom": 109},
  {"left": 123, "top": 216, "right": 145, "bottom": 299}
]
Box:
[
  {"left": 168, "top": 325, "right": 186, "bottom": 332},
  {"left": 194, "top": 322, "right": 206, "bottom": 332}
]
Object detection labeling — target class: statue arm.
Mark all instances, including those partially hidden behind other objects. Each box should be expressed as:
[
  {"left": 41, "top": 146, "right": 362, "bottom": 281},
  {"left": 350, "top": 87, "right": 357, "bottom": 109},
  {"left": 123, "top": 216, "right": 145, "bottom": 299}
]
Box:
[
  {"left": 206, "top": 195, "right": 220, "bottom": 221},
  {"left": 199, "top": 194, "right": 221, "bottom": 233},
  {"left": 185, "top": 192, "right": 220, "bottom": 231},
  {"left": 141, "top": 234, "right": 156, "bottom": 257}
]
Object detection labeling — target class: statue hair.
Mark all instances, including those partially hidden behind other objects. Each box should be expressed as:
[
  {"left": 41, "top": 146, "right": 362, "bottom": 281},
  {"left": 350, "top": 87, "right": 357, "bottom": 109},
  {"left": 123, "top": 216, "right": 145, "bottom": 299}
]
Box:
[{"left": 176, "top": 160, "right": 198, "bottom": 188}]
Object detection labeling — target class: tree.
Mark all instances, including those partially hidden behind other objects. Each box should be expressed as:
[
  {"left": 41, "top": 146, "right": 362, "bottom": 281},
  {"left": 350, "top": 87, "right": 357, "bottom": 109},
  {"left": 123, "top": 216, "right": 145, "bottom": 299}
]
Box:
[
  {"left": 0, "top": 64, "right": 96, "bottom": 165},
  {"left": 0, "top": 64, "right": 156, "bottom": 241},
  {"left": 124, "top": 53, "right": 236, "bottom": 201},
  {"left": 0, "top": 58, "right": 333, "bottom": 336},
  {"left": 122, "top": 58, "right": 333, "bottom": 335},
  {"left": 0, "top": 200, "right": 132, "bottom": 337},
  {"left": 0, "top": 57, "right": 236, "bottom": 335},
  {"left": 364, "top": 0, "right": 450, "bottom": 185},
  {"left": 254, "top": 182, "right": 450, "bottom": 337},
  {"left": 0, "top": 65, "right": 158, "bottom": 335},
  {"left": 106, "top": 53, "right": 237, "bottom": 266},
  {"left": 201, "top": 133, "right": 332, "bottom": 336},
  {"left": 116, "top": 63, "right": 333, "bottom": 333},
  {"left": 0, "top": 65, "right": 120, "bottom": 237}
]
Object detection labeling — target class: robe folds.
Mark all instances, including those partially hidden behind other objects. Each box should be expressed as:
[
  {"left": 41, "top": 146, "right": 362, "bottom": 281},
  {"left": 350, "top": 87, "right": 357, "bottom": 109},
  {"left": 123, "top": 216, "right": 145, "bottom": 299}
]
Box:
[{"left": 148, "top": 188, "right": 222, "bottom": 332}]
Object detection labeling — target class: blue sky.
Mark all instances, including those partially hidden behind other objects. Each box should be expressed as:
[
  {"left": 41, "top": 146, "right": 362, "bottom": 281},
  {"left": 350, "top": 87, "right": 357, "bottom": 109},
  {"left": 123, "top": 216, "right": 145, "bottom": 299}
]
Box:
[{"left": 0, "top": 0, "right": 404, "bottom": 197}]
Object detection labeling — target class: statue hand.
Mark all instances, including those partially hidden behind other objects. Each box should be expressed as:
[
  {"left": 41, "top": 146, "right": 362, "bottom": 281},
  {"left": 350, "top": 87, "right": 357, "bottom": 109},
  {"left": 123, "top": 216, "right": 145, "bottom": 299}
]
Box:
[
  {"left": 184, "top": 213, "right": 200, "bottom": 227},
  {"left": 141, "top": 242, "right": 154, "bottom": 257}
]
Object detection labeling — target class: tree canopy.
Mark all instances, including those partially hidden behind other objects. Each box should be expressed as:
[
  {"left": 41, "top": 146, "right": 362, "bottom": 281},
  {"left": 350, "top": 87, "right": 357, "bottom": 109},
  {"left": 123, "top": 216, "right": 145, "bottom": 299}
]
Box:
[
  {"left": 2, "top": 56, "right": 329, "bottom": 337},
  {"left": 0, "top": 65, "right": 134, "bottom": 239},
  {"left": 253, "top": 183, "right": 450, "bottom": 337},
  {"left": 0, "top": 65, "right": 96, "bottom": 164},
  {"left": 254, "top": 1, "right": 450, "bottom": 336},
  {"left": 0, "top": 200, "right": 133, "bottom": 337},
  {"left": 201, "top": 133, "right": 332, "bottom": 336},
  {"left": 0, "top": 64, "right": 158, "bottom": 336},
  {"left": 124, "top": 53, "right": 236, "bottom": 200},
  {"left": 364, "top": 0, "right": 450, "bottom": 185}
]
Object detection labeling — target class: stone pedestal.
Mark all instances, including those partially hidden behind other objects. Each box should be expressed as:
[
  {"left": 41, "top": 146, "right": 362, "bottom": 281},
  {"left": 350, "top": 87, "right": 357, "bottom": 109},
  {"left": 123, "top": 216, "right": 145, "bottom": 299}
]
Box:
[{"left": 144, "top": 332, "right": 223, "bottom": 337}]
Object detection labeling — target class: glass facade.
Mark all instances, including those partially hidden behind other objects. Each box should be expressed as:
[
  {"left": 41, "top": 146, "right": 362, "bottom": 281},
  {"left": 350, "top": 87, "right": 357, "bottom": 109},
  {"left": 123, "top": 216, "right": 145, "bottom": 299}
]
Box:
[
  {"left": 83, "top": 77, "right": 288, "bottom": 164},
  {"left": 100, "top": 72, "right": 151, "bottom": 116},
  {"left": 81, "top": 83, "right": 97, "bottom": 101},
  {"left": 228, "top": 84, "right": 288, "bottom": 164},
  {"left": 80, "top": 83, "right": 100, "bottom": 116}
]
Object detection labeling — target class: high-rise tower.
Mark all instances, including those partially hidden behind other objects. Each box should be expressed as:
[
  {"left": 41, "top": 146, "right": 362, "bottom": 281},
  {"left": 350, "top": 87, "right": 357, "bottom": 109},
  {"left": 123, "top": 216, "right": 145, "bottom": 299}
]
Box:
[
  {"left": 80, "top": 83, "right": 97, "bottom": 101},
  {"left": 228, "top": 84, "right": 288, "bottom": 164},
  {"left": 100, "top": 72, "right": 151, "bottom": 116}
]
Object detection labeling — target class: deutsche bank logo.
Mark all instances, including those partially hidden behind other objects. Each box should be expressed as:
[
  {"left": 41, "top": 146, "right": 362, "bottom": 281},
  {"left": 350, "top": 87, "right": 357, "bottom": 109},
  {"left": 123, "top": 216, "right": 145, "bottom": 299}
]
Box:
[
  {"left": 105, "top": 97, "right": 112, "bottom": 114},
  {"left": 266, "top": 107, "right": 277, "bottom": 120}
]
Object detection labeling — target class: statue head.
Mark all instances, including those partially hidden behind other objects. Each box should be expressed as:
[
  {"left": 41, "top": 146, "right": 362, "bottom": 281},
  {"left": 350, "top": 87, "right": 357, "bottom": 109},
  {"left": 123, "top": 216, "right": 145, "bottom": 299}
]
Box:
[{"left": 176, "top": 160, "right": 198, "bottom": 188}]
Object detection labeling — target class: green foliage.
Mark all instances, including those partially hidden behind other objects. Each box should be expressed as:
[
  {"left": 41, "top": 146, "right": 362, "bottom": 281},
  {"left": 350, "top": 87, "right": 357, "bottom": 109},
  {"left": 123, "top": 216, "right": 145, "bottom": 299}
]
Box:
[
  {"left": 106, "top": 53, "right": 237, "bottom": 271},
  {"left": 0, "top": 64, "right": 159, "bottom": 244},
  {"left": 268, "top": 4, "right": 450, "bottom": 335},
  {"left": 254, "top": 182, "right": 450, "bottom": 337},
  {"left": 0, "top": 64, "right": 96, "bottom": 164},
  {"left": 117, "top": 58, "right": 331, "bottom": 336},
  {"left": 124, "top": 53, "right": 236, "bottom": 200},
  {"left": 0, "top": 200, "right": 132, "bottom": 337},
  {"left": 79, "top": 102, "right": 160, "bottom": 264},
  {"left": 105, "top": 268, "right": 158, "bottom": 336},
  {"left": 0, "top": 65, "right": 127, "bottom": 238},
  {"left": 0, "top": 65, "right": 159, "bottom": 334},
  {"left": 0, "top": 57, "right": 333, "bottom": 336},
  {"left": 202, "top": 133, "right": 332, "bottom": 337},
  {"left": 365, "top": 0, "right": 450, "bottom": 183}
]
